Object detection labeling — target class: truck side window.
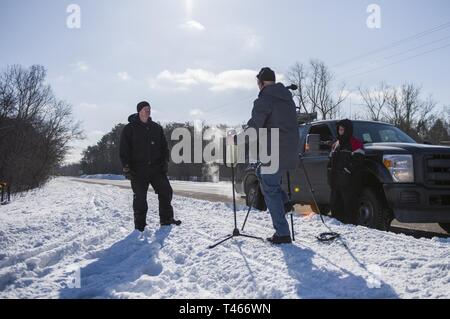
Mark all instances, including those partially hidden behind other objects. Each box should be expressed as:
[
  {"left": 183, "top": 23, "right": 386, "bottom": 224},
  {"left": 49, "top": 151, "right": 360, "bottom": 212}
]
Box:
[{"left": 309, "top": 124, "right": 334, "bottom": 152}]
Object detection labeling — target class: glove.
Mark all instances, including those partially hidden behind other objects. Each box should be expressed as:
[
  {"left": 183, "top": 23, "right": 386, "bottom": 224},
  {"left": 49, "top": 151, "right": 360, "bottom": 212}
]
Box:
[{"left": 123, "top": 166, "right": 135, "bottom": 180}]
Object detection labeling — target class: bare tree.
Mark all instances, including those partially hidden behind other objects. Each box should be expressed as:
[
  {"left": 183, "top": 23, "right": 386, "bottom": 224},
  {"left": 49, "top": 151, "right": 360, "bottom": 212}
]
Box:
[
  {"left": 287, "top": 60, "right": 348, "bottom": 119},
  {"left": 0, "top": 65, "right": 83, "bottom": 192},
  {"left": 286, "top": 62, "right": 309, "bottom": 114},
  {"left": 358, "top": 82, "right": 390, "bottom": 121},
  {"left": 384, "top": 83, "right": 436, "bottom": 139}
]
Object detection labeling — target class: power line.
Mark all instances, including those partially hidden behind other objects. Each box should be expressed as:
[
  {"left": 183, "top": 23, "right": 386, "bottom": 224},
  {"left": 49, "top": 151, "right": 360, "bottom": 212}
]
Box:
[
  {"left": 331, "top": 20, "right": 450, "bottom": 70},
  {"left": 338, "top": 34, "right": 450, "bottom": 77},
  {"left": 338, "top": 42, "right": 450, "bottom": 81},
  {"left": 383, "top": 34, "right": 450, "bottom": 60}
]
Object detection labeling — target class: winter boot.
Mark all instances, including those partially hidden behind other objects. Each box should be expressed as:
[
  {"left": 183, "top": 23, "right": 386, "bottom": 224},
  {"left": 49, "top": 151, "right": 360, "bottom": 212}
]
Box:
[{"left": 267, "top": 235, "right": 292, "bottom": 245}]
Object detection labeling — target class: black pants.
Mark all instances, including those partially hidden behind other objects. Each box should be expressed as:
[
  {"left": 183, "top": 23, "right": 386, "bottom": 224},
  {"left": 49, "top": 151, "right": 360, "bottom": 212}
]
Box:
[
  {"left": 130, "top": 166, "right": 174, "bottom": 231},
  {"left": 330, "top": 187, "right": 358, "bottom": 225}
]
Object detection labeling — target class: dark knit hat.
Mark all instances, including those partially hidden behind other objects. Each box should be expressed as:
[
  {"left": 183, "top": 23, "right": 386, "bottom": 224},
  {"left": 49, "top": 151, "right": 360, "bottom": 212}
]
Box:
[
  {"left": 256, "top": 67, "right": 276, "bottom": 82},
  {"left": 137, "top": 101, "right": 150, "bottom": 113}
]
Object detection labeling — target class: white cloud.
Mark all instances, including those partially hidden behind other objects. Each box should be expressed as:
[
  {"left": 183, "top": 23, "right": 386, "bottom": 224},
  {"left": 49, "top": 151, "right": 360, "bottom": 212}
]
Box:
[
  {"left": 117, "top": 71, "right": 131, "bottom": 81},
  {"left": 150, "top": 68, "right": 284, "bottom": 92},
  {"left": 150, "top": 69, "right": 252, "bottom": 92},
  {"left": 71, "top": 61, "right": 89, "bottom": 72},
  {"left": 180, "top": 20, "right": 206, "bottom": 31}
]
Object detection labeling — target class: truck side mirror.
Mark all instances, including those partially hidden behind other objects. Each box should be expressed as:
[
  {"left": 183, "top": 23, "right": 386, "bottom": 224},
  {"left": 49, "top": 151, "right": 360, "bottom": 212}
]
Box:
[{"left": 305, "top": 134, "right": 320, "bottom": 154}]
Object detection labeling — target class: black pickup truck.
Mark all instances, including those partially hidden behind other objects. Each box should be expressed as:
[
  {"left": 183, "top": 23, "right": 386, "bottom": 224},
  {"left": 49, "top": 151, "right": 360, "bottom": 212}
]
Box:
[{"left": 235, "top": 120, "right": 450, "bottom": 232}]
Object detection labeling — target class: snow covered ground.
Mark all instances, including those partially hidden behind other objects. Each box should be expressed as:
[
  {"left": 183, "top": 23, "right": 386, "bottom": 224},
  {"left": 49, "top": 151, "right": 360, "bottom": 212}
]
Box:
[{"left": 0, "top": 177, "right": 449, "bottom": 299}]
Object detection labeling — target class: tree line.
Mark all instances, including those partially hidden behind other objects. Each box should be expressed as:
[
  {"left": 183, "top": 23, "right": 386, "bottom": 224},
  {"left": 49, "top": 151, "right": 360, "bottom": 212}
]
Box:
[{"left": 0, "top": 65, "right": 82, "bottom": 193}]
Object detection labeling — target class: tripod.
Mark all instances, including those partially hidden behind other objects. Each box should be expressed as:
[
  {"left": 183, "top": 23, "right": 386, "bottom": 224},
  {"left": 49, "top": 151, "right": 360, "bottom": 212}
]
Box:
[
  {"left": 241, "top": 170, "right": 296, "bottom": 241},
  {"left": 299, "top": 156, "right": 340, "bottom": 242},
  {"left": 208, "top": 162, "right": 264, "bottom": 249}
]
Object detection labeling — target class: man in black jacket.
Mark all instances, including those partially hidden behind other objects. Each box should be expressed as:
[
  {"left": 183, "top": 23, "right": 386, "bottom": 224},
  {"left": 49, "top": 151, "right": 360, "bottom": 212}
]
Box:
[{"left": 120, "top": 101, "right": 181, "bottom": 232}]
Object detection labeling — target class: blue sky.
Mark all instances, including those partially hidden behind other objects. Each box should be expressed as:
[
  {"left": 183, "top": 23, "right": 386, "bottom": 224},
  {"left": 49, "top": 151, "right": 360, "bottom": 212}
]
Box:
[{"left": 1, "top": 0, "right": 450, "bottom": 162}]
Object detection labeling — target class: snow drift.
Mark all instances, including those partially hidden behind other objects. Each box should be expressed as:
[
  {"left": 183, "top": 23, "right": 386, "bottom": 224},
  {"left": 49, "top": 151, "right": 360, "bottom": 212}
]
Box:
[{"left": 0, "top": 178, "right": 448, "bottom": 299}]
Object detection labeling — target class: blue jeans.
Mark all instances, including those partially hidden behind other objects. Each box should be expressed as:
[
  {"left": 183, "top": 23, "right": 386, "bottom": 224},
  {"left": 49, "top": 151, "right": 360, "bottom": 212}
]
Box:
[{"left": 257, "top": 167, "right": 291, "bottom": 237}]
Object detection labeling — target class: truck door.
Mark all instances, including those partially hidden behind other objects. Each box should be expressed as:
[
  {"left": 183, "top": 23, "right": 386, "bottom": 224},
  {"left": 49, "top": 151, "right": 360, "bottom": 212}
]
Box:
[
  {"left": 300, "top": 124, "right": 334, "bottom": 203},
  {"left": 283, "top": 126, "right": 311, "bottom": 204}
]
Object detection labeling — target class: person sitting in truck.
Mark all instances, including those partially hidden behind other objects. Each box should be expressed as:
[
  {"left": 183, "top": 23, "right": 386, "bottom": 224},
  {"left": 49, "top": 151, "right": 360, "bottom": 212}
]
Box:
[{"left": 328, "top": 119, "right": 365, "bottom": 225}]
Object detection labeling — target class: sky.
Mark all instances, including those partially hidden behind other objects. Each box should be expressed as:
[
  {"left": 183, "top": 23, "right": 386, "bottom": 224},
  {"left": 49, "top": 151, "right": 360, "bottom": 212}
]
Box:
[{"left": 1, "top": 0, "right": 450, "bottom": 163}]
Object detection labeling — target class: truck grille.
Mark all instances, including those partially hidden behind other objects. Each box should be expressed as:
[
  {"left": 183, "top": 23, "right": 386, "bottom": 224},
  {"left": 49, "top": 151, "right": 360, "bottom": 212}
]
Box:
[{"left": 425, "top": 154, "right": 450, "bottom": 186}]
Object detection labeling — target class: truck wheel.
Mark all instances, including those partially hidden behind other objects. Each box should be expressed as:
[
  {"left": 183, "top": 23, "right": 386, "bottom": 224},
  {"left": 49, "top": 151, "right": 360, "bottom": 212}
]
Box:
[
  {"left": 358, "top": 188, "right": 392, "bottom": 231},
  {"left": 439, "top": 223, "right": 450, "bottom": 233},
  {"left": 245, "top": 178, "right": 267, "bottom": 211}
]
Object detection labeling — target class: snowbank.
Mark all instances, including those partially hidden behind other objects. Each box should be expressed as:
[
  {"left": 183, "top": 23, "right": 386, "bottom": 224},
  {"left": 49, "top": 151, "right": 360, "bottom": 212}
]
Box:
[{"left": 0, "top": 178, "right": 448, "bottom": 299}]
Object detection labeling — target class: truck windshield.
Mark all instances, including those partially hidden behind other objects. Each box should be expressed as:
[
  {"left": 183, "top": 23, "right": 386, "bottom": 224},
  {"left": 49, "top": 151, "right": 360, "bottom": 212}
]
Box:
[{"left": 353, "top": 122, "right": 417, "bottom": 144}]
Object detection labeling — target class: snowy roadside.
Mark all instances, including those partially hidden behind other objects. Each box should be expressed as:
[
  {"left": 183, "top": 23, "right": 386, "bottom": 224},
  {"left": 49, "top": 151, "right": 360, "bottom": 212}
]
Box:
[
  {"left": 0, "top": 177, "right": 449, "bottom": 299},
  {"left": 74, "top": 176, "right": 235, "bottom": 203}
]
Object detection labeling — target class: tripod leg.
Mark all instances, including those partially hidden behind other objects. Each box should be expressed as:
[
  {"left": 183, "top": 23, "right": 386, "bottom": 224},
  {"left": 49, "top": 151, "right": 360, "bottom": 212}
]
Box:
[
  {"left": 208, "top": 235, "right": 234, "bottom": 249},
  {"left": 291, "top": 213, "right": 295, "bottom": 241},
  {"left": 240, "top": 233, "right": 264, "bottom": 241},
  {"left": 285, "top": 171, "right": 295, "bottom": 241},
  {"left": 241, "top": 190, "right": 256, "bottom": 231},
  {"left": 241, "top": 204, "right": 252, "bottom": 231}
]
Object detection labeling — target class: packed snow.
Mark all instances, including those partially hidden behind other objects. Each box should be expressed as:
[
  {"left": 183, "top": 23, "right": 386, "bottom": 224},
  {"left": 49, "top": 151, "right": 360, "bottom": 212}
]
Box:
[{"left": 0, "top": 177, "right": 449, "bottom": 299}]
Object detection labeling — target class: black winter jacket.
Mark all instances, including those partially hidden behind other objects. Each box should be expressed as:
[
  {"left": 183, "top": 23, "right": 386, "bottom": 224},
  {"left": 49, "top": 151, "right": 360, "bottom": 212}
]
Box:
[
  {"left": 119, "top": 114, "right": 169, "bottom": 169},
  {"left": 328, "top": 119, "right": 365, "bottom": 189}
]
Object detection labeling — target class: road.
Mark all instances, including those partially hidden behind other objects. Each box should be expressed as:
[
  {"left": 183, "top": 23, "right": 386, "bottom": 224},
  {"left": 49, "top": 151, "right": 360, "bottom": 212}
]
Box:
[{"left": 71, "top": 178, "right": 449, "bottom": 238}]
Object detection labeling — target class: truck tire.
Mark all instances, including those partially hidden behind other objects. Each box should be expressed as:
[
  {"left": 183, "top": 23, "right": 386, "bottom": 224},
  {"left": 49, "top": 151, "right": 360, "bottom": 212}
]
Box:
[
  {"left": 358, "top": 188, "right": 393, "bottom": 231},
  {"left": 439, "top": 223, "right": 450, "bottom": 233},
  {"left": 245, "top": 177, "right": 267, "bottom": 211}
]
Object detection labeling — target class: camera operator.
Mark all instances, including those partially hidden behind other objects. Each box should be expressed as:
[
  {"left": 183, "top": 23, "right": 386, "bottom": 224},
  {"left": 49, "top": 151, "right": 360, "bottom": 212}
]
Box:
[{"left": 247, "top": 67, "right": 300, "bottom": 245}]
